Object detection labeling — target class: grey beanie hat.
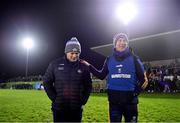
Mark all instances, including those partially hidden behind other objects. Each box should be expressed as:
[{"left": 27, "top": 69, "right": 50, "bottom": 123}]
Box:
[
  {"left": 65, "top": 37, "right": 81, "bottom": 53},
  {"left": 113, "top": 33, "right": 129, "bottom": 47}
]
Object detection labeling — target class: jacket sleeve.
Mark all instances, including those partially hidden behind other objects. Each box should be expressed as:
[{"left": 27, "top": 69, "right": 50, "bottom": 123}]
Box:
[
  {"left": 135, "top": 58, "right": 145, "bottom": 84},
  {"left": 134, "top": 57, "right": 146, "bottom": 95},
  {"left": 89, "top": 58, "right": 109, "bottom": 80},
  {"left": 81, "top": 68, "right": 92, "bottom": 105},
  {"left": 43, "top": 62, "right": 56, "bottom": 102}
]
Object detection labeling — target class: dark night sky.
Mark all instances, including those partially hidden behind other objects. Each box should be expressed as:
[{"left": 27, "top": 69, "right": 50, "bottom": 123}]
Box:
[{"left": 0, "top": 0, "right": 180, "bottom": 79}]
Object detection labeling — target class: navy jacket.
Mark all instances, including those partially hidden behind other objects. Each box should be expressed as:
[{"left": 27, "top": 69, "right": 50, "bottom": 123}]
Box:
[{"left": 43, "top": 57, "right": 92, "bottom": 109}]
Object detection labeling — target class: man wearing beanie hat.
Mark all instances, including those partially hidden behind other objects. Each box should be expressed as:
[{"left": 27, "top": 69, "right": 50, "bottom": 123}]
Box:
[
  {"left": 43, "top": 37, "right": 92, "bottom": 122},
  {"left": 65, "top": 37, "right": 81, "bottom": 54},
  {"left": 82, "top": 33, "right": 148, "bottom": 122}
]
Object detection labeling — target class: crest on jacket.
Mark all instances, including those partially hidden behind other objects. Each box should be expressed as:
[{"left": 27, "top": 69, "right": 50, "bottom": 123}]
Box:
[
  {"left": 118, "top": 68, "right": 121, "bottom": 73},
  {"left": 77, "top": 69, "right": 82, "bottom": 74}
]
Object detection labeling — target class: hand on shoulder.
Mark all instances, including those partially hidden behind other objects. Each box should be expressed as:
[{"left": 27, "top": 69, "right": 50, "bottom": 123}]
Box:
[{"left": 80, "top": 59, "right": 91, "bottom": 66}]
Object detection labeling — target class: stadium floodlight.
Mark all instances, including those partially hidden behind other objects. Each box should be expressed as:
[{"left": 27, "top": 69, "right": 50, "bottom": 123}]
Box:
[
  {"left": 115, "top": 1, "right": 138, "bottom": 25},
  {"left": 23, "top": 37, "right": 34, "bottom": 49},
  {"left": 22, "top": 37, "right": 34, "bottom": 78}
]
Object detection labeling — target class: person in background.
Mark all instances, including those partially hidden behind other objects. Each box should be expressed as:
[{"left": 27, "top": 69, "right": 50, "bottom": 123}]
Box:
[
  {"left": 43, "top": 37, "right": 92, "bottom": 122},
  {"left": 82, "top": 33, "right": 148, "bottom": 122}
]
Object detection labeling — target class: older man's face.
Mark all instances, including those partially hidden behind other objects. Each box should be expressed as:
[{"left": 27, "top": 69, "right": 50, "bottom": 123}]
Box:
[
  {"left": 115, "top": 38, "right": 128, "bottom": 52},
  {"left": 66, "top": 52, "right": 80, "bottom": 62}
]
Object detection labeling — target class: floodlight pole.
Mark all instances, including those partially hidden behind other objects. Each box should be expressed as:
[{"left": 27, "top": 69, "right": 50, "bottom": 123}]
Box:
[
  {"left": 25, "top": 48, "right": 29, "bottom": 78},
  {"left": 23, "top": 37, "right": 33, "bottom": 79},
  {"left": 126, "top": 25, "right": 130, "bottom": 39}
]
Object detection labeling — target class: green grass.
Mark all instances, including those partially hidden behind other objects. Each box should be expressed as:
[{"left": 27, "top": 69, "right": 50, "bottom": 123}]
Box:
[{"left": 0, "top": 89, "right": 180, "bottom": 122}]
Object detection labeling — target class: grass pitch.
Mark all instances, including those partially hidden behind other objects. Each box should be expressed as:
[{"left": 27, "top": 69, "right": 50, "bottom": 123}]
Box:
[{"left": 0, "top": 89, "right": 180, "bottom": 122}]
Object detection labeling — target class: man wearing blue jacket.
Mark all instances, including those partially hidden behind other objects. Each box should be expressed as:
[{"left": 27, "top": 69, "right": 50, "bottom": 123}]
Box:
[
  {"left": 82, "top": 33, "right": 148, "bottom": 122},
  {"left": 43, "top": 37, "right": 92, "bottom": 122}
]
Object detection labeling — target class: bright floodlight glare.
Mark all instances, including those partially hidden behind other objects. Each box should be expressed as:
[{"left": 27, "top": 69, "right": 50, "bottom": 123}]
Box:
[
  {"left": 115, "top": 1, "right": 138, "bottom": 25},
  {"left": 23, "top": 37, "right": 34, "bottom": 49}
]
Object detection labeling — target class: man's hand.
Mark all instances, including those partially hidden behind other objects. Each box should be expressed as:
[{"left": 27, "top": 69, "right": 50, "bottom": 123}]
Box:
[
  {"left": 141, "top": 72, "right": 148, "bottom": 90},
  {"left": 80, "top": 59, "right": 91, "bottom": 66}
]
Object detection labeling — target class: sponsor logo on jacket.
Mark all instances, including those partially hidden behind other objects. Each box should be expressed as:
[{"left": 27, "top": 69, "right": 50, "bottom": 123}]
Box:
[{"left": 111, "top": 74, "right": 131, "bottom": 79}]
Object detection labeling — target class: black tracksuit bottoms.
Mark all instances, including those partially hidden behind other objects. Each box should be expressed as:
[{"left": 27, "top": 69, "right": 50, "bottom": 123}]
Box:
[{"left": 52, "top": 106, "right": 83, "bottom": 122}]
